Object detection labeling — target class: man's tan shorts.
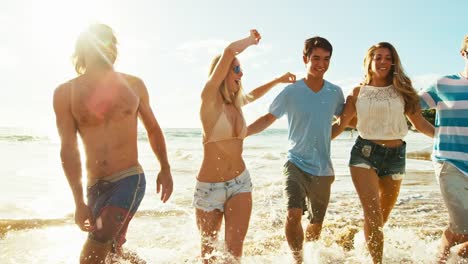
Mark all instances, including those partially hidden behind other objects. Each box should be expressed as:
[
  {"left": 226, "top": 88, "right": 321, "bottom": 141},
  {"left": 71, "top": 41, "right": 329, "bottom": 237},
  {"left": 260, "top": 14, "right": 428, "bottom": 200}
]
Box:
[
  {"left": 434, "top": 161, "right": 468, "bottom": 234},
  {"left": 283, "top": 161, "right": 334, "bottom": 223}
]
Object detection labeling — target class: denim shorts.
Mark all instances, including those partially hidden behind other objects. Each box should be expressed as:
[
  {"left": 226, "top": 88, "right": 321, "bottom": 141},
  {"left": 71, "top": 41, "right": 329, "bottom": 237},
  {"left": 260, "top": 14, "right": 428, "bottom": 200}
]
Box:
[
  {"left": 349, "top": 136, "right": 406, "bottom": 180},
  {"left": 434, "top": 161, "right": 468, "bottom": 234},
  {"left": 193, "top": 169, "right": 253, "bottom": 212}
]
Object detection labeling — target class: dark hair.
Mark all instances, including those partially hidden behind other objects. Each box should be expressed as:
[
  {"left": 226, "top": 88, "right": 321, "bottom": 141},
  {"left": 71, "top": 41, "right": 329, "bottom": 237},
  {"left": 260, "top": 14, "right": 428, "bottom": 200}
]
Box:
[{"left": 303, "top": 36, "right": 333, "bottom": 58}]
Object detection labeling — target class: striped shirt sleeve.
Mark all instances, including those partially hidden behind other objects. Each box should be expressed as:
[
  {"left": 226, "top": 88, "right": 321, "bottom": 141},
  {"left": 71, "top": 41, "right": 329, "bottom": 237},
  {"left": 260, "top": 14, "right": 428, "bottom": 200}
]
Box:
[{"left": 419, "top": 83, "right": 438, "bottom": 110}]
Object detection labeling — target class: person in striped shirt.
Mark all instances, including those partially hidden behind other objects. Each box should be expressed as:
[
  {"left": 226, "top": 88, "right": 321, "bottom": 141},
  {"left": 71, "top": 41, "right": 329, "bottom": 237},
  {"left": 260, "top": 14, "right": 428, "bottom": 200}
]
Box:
[{"left": 419, "top": 34, "right": 468, "bottom": 263}]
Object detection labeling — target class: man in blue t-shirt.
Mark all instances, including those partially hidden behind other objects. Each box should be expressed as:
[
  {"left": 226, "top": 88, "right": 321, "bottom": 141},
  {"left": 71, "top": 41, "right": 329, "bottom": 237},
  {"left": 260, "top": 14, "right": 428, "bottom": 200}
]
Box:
[
  {"left": 247, "top": 36, "right": 344, "bottom": 263},
  {"left": 419, "top": 34, "right": 468, "bottom": 262}
]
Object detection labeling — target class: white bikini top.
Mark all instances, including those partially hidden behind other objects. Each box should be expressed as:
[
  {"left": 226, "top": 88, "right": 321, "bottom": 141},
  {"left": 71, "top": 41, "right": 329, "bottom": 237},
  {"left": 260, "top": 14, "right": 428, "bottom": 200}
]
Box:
[{"left": 356, "top": 85, "right": 408, "bottom": 140}]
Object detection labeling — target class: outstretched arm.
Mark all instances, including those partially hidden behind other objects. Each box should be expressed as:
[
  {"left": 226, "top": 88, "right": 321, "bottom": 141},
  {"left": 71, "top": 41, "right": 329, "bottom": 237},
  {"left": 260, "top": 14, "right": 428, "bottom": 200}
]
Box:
[
  {"left": 331, "top": 87, "right": 359, "bottom": 139},
  {"left": 201, "top": 29, "right": 261, "bottom": 103},
  {"left": 406, "top": 107, "right": 435, "bottom": 138},
  {"left": 53, "top": 83, "right": 95, "bottom": 232},
  {"left": 245, "top": 72, "right": 296, "bottom": 104},
  {"left": 135, "top": 78, "right": 173, "bottom": 203},
  {"left": 247, "top": 113, "right": 277, "bottom": 136}
]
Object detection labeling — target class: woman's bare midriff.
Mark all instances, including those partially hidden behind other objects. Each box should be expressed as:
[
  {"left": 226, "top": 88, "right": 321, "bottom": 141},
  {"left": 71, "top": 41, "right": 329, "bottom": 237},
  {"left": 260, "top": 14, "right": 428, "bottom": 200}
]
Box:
[
  {"left": 198, "top": 139, "right": 246, "bottom": 183},
  {"left": 368, "top": 138, "right": 404, "bottom": 148}
]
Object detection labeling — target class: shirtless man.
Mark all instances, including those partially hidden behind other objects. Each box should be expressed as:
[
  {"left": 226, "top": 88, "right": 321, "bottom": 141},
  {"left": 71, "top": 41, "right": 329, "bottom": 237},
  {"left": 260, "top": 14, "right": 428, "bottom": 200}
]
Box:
[{"left": 53, "top": 24, "right": 173, "bottom": 263}]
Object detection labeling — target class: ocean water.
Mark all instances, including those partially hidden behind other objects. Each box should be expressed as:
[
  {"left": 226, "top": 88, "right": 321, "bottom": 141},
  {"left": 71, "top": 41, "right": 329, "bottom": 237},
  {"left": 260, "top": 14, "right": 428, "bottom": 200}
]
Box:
[{"left": 0, "top": 127, "right": 465, "bottom": 263}]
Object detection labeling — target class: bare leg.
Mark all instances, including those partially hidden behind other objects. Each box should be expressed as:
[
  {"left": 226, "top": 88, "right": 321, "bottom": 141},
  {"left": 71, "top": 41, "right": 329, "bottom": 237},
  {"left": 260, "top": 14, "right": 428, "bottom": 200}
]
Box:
[
  {"left": 109, "top": 248, "right": 147, "bottom": 264},
  {"left": 437, "top": 228, "right": 456, "bottom": 263},
  {"left": 351, "top": 166, "right": 383, "bottom": 264},
  {"left": 80, "top": 238, "right": 112, "bottom": 264},
  {"left": 81, "top": 207, "right": 131, "bottom": 264},
  {"left": 196, "top": 208, "right": 223, "bottom": 264},
  {"left": 378, "top": 176, "right": 402, "bottom": 225},
  {"left": 305, "top": 223, "right": 323, "bottom": 241},
  {"left": 285, "top": 208, "right": 304, "bottom": 264},
  {"left": 224, "top": 192, "right": 252, "bottom": 263}
]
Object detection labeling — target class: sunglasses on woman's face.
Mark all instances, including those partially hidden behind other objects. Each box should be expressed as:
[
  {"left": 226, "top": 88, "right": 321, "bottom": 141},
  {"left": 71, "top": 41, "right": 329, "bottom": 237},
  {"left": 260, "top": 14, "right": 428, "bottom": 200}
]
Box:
[{"left": 232, "top": 65, "right": 242, "bottom": 74}]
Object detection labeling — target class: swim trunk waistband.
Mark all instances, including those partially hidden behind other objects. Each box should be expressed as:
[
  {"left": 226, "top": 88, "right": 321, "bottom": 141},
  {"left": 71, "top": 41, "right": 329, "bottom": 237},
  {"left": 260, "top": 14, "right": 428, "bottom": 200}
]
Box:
[{"left": 87, "top": 165, "right": 144, "bottom": 187}]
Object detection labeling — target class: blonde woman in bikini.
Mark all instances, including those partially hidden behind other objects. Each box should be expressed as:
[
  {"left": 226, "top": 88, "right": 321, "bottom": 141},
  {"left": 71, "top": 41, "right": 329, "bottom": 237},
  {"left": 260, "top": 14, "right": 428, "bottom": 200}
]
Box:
[{"left": 194, "top": 29, "right": 295, "bottom": 263}]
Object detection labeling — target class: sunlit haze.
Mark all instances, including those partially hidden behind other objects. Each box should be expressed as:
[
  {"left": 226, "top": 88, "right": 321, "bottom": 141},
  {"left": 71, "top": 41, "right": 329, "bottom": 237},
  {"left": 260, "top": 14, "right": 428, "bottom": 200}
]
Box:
[
  {"left": 0, "top": 2, "right": 465, "bottom": 262},
  {"left": 0, "top": 0, "right": 465, "bottom": 134}
]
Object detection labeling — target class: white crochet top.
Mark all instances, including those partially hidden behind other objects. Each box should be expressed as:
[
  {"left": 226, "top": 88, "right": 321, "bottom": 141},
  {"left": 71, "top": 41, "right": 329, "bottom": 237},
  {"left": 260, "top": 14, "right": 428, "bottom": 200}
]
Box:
[{"left": 356, "top": 85, "right": 408, "bottom": 140}]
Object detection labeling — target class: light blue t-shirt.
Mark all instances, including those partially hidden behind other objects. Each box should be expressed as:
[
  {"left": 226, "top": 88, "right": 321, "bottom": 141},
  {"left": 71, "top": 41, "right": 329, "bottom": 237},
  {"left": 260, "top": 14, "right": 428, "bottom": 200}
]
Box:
[{"left": 269, "top": 79, "right": 344, "bottom": 176}]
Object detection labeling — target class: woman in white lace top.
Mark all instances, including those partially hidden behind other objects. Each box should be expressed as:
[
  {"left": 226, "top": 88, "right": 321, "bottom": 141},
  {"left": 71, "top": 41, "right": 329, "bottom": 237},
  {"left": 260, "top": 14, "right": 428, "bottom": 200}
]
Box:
[{"left": 332, "top": 42, "right": 434, "bottom": 264}]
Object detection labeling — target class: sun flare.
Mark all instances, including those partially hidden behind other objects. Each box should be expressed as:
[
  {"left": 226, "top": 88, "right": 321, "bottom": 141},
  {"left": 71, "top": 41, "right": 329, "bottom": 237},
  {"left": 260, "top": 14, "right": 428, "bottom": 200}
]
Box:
[{"left": 31, "top": 0, "right": 113, "bottom": 62}]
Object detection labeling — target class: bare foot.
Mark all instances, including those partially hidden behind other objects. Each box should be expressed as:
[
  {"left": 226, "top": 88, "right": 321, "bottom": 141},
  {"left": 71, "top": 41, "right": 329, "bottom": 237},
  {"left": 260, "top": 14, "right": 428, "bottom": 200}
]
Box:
[
  {"left": 436, "top": 247, "right": 450, "bottom": 264},
  {"left": 458, "top": 243, "right": 468, "bottom": 258}
]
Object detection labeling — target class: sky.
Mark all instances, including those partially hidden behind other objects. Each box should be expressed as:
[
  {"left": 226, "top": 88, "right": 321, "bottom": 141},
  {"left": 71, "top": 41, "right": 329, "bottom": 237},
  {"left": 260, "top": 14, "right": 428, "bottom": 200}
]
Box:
[{"left": 0, "top": 0, "right": 466, "bottom": 132}]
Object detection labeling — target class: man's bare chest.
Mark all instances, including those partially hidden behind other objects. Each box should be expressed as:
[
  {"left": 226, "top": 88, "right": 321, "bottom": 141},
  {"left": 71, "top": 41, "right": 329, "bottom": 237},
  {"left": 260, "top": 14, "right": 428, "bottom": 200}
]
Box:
[{"left": 71, "top": 85, "right": 139, "bottom": 126}]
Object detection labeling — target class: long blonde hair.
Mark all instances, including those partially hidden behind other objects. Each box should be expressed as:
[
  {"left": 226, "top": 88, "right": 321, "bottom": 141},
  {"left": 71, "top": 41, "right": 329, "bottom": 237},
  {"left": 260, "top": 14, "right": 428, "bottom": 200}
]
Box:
[
  {"left": 461, "top": 34, "right": 468, "bottom": 53},
  {"left": 209, "top": 55, "right": 247, "bottom": 108},
  {"left": 72, "top": 24, "right": 118, "bottom": 75},
  {"left": 363, "top": 42, "right": 419, "bottom": 114}
]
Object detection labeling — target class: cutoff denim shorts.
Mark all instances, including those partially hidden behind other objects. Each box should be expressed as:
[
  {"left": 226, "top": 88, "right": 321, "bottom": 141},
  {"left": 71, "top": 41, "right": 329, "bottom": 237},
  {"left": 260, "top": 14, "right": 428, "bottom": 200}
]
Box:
[
  {"left": 349, "top": 136, "right": 406, "bottom": 180},
  {"left": 193, "top": 169, "right": 252, "bottom": 212}
]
